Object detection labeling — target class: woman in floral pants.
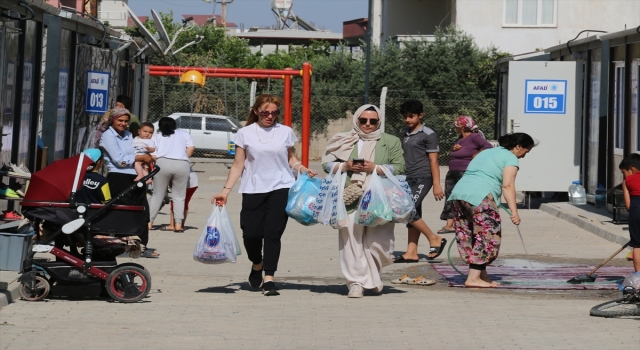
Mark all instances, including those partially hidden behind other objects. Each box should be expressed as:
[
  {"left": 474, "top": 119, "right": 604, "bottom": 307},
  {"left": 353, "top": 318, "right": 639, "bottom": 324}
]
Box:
[{"left": 447, "top": 133, "right": 535, "bottom": 288}]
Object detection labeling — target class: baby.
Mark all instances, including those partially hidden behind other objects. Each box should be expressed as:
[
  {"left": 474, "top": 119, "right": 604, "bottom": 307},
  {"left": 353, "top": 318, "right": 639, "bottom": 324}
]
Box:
[{"left": 132, "top": 122, "right": 156, "bottom": 183}]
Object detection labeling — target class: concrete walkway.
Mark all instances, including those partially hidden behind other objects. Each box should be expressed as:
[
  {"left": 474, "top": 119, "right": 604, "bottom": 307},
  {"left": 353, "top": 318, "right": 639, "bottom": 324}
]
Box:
[{"left": 0, "top": 161, "right": 637, "bottom": 349}]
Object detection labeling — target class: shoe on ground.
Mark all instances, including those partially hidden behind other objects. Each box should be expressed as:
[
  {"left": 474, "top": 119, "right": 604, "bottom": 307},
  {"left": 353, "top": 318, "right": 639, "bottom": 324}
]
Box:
[
  {"left": 0, "top": 188, "right": 20, "bottom": 198},
  {"left": 262, "top": 281, "right": 280, "bottom": 296},
  {"left": 249, "top": 267, "right": 263, "bottom": 288},
  {"left": 2, "top": 210, "right": 22, "bottom": 220},
  {"left": 348, "top": 283, "right": 364, "bottom": 298}
]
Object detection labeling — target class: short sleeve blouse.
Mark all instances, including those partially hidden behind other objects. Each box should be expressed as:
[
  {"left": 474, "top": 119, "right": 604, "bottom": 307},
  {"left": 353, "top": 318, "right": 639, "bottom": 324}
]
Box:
[
  {"left": 234, "top": 123, "right": 298, "bottom": 193},
  {"left": 448, "top": 147, "right": 519, "bottom": 206}
]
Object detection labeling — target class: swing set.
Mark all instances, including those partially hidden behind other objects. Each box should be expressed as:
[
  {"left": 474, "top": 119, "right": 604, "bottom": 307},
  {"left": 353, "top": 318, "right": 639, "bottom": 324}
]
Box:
[{"left": 148, "top": 63, "right": 313, "bottom": 166}]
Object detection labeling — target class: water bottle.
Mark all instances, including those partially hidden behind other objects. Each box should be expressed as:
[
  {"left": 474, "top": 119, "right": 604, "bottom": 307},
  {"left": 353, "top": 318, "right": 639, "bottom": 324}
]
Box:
[
  {"left": 568, "top": 180, "right": 580, "bottom": 204},
  {"left": 572, "top": 182, "right": 587, "bottom": 205},
  {"left": 594, "top": 184, "right": 606, "bottom": 209}
]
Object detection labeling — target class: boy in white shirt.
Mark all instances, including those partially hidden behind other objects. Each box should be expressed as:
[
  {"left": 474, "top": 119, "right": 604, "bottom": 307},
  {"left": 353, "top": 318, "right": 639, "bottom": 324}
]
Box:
[{"left": 132, "top": 122, "right": 156, "bottom": 183}]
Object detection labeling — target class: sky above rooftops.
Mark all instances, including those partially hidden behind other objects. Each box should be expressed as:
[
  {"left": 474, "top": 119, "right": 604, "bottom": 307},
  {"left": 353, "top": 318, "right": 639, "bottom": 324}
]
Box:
[{"left": 128, "top": 0, "right": 368, "bottom": 33}]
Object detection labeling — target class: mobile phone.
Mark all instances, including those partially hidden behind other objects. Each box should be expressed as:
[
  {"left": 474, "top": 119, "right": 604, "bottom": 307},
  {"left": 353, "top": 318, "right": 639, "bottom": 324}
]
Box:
[{"left": 352, "top": 158, "right": 364, "bottom": 164}]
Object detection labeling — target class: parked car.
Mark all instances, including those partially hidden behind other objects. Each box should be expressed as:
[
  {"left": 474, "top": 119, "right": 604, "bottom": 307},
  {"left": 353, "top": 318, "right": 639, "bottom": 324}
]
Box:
[{"left": 153, "top": 113, "right": 240, "bottom": 156}]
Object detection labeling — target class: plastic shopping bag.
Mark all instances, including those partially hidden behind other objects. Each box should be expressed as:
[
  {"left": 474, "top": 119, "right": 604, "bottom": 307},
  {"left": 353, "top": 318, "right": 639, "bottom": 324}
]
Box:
[
  {"left": 314, "top": 165, "right": 348, "bottom": 229},
  {"left": 193, "top": 205, "right": 242, "bottom": 264},
  {"left": 355, "top": 167, "right": 393, "bottom": 226},
  {"left": 378, "top": 166, "right": 415, "bottom": 223},
  {"left": 286, "top": 172, "right": 322, "bottom": 225}
]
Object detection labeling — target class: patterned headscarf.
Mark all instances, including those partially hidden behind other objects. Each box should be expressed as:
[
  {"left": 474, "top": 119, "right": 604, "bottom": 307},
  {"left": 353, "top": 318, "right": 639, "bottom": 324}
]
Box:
[
  {"left": 109, "top": 107, "right": 131, "bottom": 124},
  {"left": 454, "top": 115, "right": 478, "bottom": 132}
]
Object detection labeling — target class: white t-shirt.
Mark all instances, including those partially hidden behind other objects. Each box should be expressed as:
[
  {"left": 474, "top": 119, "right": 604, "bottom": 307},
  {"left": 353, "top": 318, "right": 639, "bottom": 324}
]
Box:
[
  {"left": 132, "top": 137, "right": 156, "bottom": 156},
  {"left": 234, "top": 123, "right": 297, "bottom": 194},
  {"left": 152, "top": 129, "right": 194, "bottom": 161}
]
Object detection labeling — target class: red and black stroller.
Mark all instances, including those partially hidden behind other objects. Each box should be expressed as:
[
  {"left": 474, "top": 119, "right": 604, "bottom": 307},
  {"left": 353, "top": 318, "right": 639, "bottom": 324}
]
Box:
[{"left": 18, "top": 154, "right": 159, "bottom": 303}]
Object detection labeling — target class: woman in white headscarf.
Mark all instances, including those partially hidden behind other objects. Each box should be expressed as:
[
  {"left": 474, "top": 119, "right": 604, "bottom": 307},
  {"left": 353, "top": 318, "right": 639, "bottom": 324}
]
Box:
[{"left": 321, "top": 105, "right": 405, "bottom": 298}]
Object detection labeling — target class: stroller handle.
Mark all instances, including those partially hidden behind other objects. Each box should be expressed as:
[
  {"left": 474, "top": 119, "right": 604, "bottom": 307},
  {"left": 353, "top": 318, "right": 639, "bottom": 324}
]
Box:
[{"left": 137, "top": 165, "right": 160, "bottom": 185}]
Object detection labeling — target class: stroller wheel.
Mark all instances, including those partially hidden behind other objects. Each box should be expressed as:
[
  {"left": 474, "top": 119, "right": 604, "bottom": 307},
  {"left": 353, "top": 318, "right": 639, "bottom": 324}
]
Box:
[
  {"left": 19, "top": 276, "right": 50, "bottom": 301},
  {"left": 105, "top": 265, "right": 151, "bottom": 303}
]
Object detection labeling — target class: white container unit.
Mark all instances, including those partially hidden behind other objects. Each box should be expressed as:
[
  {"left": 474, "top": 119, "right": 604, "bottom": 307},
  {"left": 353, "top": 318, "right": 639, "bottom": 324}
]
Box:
[{"left": 506, "top": 61, "right": 584, "bottom": 193}]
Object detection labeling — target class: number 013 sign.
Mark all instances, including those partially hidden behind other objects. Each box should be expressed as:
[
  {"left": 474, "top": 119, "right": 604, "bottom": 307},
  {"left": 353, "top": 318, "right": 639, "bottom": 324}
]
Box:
[
  {"left": 85, "top": 71, "right": 110, "bottom": 114},
  {"left": 524, "top": 79, "right": 567, "bottom": 114}
]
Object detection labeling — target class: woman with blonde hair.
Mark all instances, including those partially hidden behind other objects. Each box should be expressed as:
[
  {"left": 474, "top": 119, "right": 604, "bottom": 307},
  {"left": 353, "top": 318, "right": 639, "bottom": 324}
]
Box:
[{"left": 212, "top": 94, "right": 316, "bottom": 296}]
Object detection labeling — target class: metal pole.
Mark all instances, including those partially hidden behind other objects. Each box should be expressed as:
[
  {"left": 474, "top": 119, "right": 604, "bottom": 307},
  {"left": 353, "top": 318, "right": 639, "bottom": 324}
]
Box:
[
  {"left": 301, "top": 62, "right": 312, "bottom": 167},
  {"left": 363, "top": 0, "right": 373, "bottom": 104},
  {"left": 284, "top": 68, "right": 293, "bottom": 126}
]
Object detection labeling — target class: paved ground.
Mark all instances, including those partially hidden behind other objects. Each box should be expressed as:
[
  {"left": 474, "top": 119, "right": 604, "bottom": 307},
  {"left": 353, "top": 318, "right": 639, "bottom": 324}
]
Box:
[{"left": 1, "top": 159, "right": 638, "bottom": 349}]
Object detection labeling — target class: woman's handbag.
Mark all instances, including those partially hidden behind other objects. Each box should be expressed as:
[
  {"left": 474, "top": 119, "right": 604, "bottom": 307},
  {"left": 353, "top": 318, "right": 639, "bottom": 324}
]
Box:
[
  {"left": 286, "top": 172, "right": 322, "bottom": 226},
  {"left": 314, "top": 164, "right": 348, "bottom": 229},
  {"left": 193, "top": 205, "right": 242, "bottom": 264},
  {"left": 355, "top": 166, "right": 393, "bottom": 226},
  {"left": 378, "top": 167, "right": 415, "bottom": 223}
]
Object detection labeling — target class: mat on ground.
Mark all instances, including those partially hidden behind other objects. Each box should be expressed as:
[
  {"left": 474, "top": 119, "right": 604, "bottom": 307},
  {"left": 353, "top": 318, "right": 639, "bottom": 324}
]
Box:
[{"left": 432, "top": 265, "right": 632, "bottom": 290}]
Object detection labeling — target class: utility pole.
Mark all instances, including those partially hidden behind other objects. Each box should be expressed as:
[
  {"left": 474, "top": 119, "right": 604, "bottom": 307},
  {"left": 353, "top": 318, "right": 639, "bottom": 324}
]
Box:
[
  {"left": 364, "top": 0, "right": 373, "bottom": 104},
  {"left": 221, "top": 0, "right": 227, "bottom": 27}
]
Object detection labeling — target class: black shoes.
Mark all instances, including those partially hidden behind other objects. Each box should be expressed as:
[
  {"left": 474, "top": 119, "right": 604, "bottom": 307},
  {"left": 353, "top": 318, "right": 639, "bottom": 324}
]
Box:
[
  {"left": 262, "top": 281, "right": 279, "bottom": 296},
  {"left": 249, "top": 267, "right": 263, "bottom": 288}
]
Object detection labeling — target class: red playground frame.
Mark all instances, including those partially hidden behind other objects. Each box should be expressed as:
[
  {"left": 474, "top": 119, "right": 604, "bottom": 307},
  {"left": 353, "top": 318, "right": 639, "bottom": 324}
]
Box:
[{"left": 148, "top": 63, "right": 312, "bottom": 167}]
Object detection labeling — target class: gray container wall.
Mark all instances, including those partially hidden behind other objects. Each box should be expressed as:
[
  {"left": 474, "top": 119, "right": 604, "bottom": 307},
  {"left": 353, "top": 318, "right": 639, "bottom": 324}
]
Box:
[{"left": 0, "top": 231, "right": 34, "bottom": 271}]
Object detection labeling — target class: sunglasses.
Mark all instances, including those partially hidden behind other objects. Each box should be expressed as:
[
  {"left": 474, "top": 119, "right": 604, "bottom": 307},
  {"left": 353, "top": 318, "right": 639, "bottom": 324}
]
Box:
[
  {"left": 258, "top": 110, "right": 281, "bottom": 117},
  {"left": 358, "top": 118, "right": 379, "bottom": 125}
]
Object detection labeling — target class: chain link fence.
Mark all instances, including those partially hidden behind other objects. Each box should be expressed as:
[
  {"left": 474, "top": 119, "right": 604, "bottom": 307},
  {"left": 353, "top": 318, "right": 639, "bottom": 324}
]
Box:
[{"left": 147, "top": 77, "right": 495, "bottom": 164}]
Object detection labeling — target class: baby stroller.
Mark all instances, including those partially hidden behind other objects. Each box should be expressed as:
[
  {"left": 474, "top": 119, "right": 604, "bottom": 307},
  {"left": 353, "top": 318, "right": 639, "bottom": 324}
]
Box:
[{"left": 18, "top": 154, "right": 159, "bottom": 303}]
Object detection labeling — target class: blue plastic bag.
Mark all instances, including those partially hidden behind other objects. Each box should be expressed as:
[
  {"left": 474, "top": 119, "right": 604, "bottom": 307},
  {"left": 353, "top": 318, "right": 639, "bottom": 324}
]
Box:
[{"left": 286, "top": 173, "right": 322, "bottom": 226}]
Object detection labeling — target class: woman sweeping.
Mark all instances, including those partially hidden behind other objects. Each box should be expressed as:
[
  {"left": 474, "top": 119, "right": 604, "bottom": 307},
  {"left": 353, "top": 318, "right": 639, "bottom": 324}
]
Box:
[{"left": 448, "top": 133, "right": 535, "bottom": 288}]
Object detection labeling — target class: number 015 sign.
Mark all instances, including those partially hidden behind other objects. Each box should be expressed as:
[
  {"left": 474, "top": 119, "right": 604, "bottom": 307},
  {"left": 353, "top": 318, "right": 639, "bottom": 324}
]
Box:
[
  {"left": 85, "top": 71, "right": 110, "bottom": 114},
  {"left": 524, "top": 79, "right": 567, "bottom": 114}
]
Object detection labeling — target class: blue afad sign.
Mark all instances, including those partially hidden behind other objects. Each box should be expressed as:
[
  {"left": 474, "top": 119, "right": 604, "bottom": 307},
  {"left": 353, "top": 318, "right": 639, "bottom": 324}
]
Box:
[
  {"left": 524, "top": 80, "right": 567, "bottom": 114},
  {"left": 85, "top": 71, "right": 110, "bottom": 114}
]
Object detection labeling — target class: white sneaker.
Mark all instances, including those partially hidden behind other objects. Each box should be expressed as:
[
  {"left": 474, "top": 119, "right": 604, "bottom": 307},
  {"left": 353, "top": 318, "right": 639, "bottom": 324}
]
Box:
[{"left": 347, "top": 283, "right": 364, "bottom": 298}]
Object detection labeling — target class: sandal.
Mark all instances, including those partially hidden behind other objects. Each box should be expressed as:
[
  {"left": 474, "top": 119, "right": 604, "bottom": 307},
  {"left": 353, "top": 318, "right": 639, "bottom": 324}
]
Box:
[
  {"left": 407, "top": 276, "right": 436, "bottom": 286},
  {"left": 141, "top": 249, "right": 160, "bottom": 258},
  {"left": 437, "top": 227, "right": 456, "bottom": 234},
  {"left": 427, "top": 238, "right": 447, "bottom": 260},
  {"left": 391, "top": 274, "right": 412, "bottom": 284}
]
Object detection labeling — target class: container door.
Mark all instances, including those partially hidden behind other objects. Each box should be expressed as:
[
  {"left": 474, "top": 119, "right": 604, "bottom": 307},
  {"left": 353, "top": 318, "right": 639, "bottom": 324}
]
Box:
[{"left": 507, "top": 61, "right": 583, "bottom": 192}]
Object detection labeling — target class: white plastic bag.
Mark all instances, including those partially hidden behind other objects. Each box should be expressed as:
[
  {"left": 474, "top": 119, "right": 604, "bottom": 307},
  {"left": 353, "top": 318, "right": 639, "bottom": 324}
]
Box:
[
  {"left": 378, "top": 166, "right": 415, "bottom": 223},
  {"left": 314, "top": 164, "right": 348, "bottom": 229},
  {"left": 355, "top": 166, "right": 393, "bottom": 226},
  {"left": 193, "top": 205, "right": 242, "bottom": 264}
]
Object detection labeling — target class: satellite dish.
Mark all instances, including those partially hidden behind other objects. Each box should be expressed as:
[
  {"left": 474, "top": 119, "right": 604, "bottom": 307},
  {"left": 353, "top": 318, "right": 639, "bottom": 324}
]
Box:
[
  {"left": 151, "top": 9, "right": 173, "bottom": 54},
  {"left": 124, "top": 3, "right": 163, "bottom": 53}
]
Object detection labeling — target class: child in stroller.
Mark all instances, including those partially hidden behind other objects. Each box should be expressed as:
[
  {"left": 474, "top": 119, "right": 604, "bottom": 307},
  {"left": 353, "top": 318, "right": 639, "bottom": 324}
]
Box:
[{"left": 18, "top": 151, "right": 159, "bottom": 303}]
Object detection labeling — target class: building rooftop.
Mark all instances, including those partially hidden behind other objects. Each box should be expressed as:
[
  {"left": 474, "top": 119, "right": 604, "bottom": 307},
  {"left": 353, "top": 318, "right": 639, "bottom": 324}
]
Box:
[
  {"left": 182, "top": 14, "right": 238, "bottom": 28},
  {"left": 231, "top": 29, "right": 342, "bottom": 45}
]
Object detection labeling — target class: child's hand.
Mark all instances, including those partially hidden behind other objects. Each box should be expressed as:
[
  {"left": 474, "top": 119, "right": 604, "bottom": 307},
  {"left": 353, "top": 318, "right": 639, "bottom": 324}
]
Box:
[{"left": 146, "top": 146, "right": 156, "bottom": 153}]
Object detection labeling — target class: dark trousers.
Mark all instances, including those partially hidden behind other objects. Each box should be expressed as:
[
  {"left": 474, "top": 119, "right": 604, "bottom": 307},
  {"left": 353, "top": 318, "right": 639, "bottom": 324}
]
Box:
[
  {"left": 240, "top": 188, "right": 289, "bottom": 276},
  {"left": 107, "top": 172, "right": 150, "bottom": 246}
]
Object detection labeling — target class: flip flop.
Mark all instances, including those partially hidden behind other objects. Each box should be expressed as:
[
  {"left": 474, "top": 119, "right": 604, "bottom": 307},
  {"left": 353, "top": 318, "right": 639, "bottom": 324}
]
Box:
[
  {"left": 159, "top": 225, "right": 174, "bottom": 232},
  {"left": 437, "top": 227, "right": 456, "bottom": 234},
  {"left": 393, "top": 256, "right": 420, "bottom": 263},
  {"left": 427, "top": 238, "right": 447, "bottom": 260},
  {"left": 407, "top": 276, "right": 436, "bottom": 286},
  {"left": 391, "top": 274, "right": 412, "bottom": 284},
  {"left": 141, "top": 249, "right": 160, "bottom": 258}
]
